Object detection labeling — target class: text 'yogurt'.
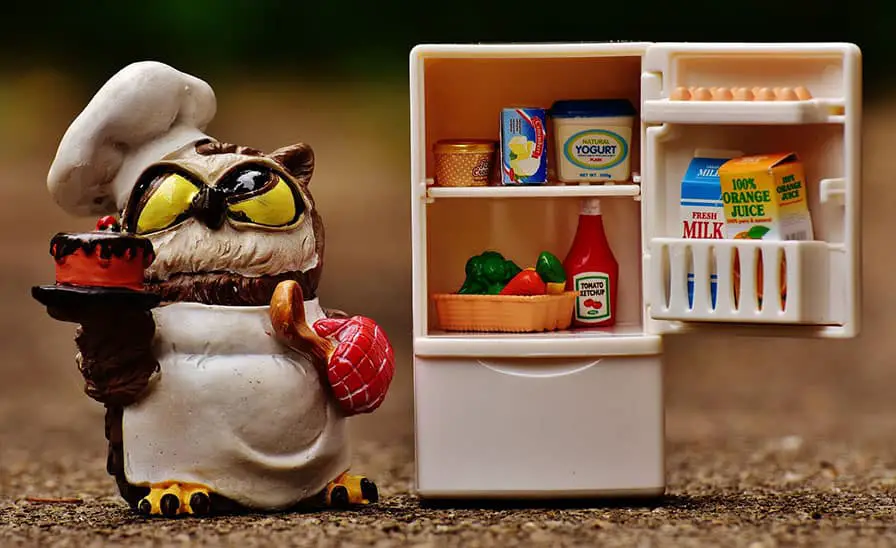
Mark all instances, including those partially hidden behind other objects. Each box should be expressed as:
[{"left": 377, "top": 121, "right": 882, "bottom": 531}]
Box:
[{"left": 550, "top": 99, "right": 636, "bottom": 183}]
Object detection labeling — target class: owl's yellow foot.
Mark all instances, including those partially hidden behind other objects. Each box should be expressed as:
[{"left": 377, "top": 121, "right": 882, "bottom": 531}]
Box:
[
  {"left": 324, "top": 472, "right": 379, "bottom": 508},
  {"left": 136, "top": 482, "right": 212, "bottom": 517}
]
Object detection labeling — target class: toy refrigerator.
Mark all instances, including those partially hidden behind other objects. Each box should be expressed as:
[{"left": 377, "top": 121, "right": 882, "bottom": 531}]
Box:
[{"left": 409, "top": 42, "right": 861, "bottom": 498}]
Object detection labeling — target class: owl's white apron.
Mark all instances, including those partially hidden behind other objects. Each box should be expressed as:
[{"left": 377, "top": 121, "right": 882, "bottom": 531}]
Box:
[{"left": 121, "top": 300, "right": 350, "bottom": 510}]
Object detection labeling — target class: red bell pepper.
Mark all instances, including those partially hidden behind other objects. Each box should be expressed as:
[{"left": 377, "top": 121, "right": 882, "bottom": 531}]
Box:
[{"left": 499, "top": 269, "right": 547, "bottom": 296}]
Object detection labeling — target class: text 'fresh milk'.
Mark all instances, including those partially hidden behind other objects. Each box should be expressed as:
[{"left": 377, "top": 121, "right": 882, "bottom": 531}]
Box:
[{"left": 680, "top": 149, "right": 742, "bottom": 308}]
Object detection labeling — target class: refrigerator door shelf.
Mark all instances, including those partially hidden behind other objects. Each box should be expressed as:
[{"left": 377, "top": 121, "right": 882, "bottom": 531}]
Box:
[
  {"left": 649, "top": 238, "right": 833, "bottom": 324},
  {"left": 414, "top": 354, "right": 665, "bottom": 498},
  {"left": 641, "top": 43, "right": 860, "bottom": 107},
  {"left": 642, "top": 98, "right": 845, "bottom": 126}
]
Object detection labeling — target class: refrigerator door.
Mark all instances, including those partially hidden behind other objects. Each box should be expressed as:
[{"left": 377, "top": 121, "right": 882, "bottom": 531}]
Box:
[
  {"left": 414, "top": 354, "right": 665, "bottom": 498},
  {"left": 640, "top": 43, "right": 862, "bottom": 339}
]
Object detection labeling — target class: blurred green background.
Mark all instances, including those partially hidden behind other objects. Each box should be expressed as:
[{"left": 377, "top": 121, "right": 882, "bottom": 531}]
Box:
[
  {"left": 1, "top": 2, "right": 893, "bottom": 468},
  {"left": 0, "top": 1, "right": 887, "bottom": 95}
]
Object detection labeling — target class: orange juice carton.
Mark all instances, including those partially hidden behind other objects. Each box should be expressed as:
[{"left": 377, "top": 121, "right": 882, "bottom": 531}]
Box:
[
  {"left": 718, "top": 152, "right": 814, "bottom": 241},
  {"left": 718, "top": 152, "right": 814, "bottom": 309}
]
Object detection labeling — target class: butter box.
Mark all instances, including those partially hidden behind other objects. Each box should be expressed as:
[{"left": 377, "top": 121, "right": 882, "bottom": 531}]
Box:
[
  {"left": 500, "top": 107, "right": 548, "bottom": 185},
  {"left": 718, "top": 152, "right": 814, "bottom": 241}
]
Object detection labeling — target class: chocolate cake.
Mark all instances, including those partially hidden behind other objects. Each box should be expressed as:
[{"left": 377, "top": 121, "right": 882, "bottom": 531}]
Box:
[{"left": 50, "top": 216, "right": 155, "bottom": 291}]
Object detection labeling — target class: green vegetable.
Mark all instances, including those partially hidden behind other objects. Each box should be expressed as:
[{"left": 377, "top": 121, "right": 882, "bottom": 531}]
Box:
[
  {"left": 457, "top": 251, "right": 522, "bottom": 295},
  {"left": 747, "top": 225, "right": 771, "bottom": 239},
  {"left": 458, "top": 279, "right": 486, "bottom": 295},
  {"left": 486, "top": 283, "right": 506, "bottom": 295},
  {"left": 535, "top": 251, "right": 566, "bottom": 283}
]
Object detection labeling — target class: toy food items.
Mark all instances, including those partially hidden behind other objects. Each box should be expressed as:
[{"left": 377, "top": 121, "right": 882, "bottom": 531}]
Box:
[
  {"left": 432, "top": 139, "right": 497, "bottom": 187},
  {"left": 671, "top": 86, "right": 812, "bottom": 101},
  {"left": 680, "top": 149, "right": 742, "bottom": 308},
  {"left": 458, "top": 250, "right": 567, "bottom": 296},
  {"left": 562, "top": 198, "right": 618, "bottom": 327},
  {"left": 458, "top": 250, "right": 523, "bottom": 295},
  {"left": 500, "top": 269, "right": 547, "bottom": 296},
  {"left": 500, "top": 108, "right": 548, "bottom": 184},
  {"left": 50, "top": 216, "right": 155, "bottom": 291},
  {"left": 720, "top": 152, "right": 813, "bottom": 309},
  {"left": 535, "top": 251, "right": 566, "bottom": 294},
  {"left": 436, "top": 250, "right": 573, "bottom": 332},
  {"left": 718, "top": 152, "right": 814, "bottom": 241},
  {"left": 549, "top": 99, "right": 636, "bottom": 183}
]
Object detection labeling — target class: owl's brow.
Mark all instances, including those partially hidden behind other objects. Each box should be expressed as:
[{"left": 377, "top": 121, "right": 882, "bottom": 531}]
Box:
[{"left": 195, "top": 140, "right": 265, "bottom": 157}]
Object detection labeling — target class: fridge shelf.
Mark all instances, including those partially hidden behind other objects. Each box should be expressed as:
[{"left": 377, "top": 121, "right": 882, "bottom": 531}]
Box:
[
  {"left": 642, "top": 99, "right": 845, "bottom": 125},
  {"left": 423, "top": 178, "right": 641, "bottom": 200},
  {"left": 415, "top": 325, "right": 661, "bottom": 357},
  {"left": 649, "top": 238, "right": 834, "bottom": 324}
]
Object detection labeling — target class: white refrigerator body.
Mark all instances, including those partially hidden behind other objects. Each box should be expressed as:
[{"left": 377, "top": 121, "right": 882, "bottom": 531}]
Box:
[{"left": 409, "top": 42, "right": 861, "bottom": 498}]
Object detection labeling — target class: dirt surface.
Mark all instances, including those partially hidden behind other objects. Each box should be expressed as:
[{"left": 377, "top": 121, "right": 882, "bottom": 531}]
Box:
[{"left": 2, "top": 71, "right": 896, "bottom": 546}]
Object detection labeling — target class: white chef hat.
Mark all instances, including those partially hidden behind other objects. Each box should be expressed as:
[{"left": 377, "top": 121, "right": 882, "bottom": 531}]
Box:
[{"left": 47, "top": 61, "right": 217, "bottom": 216}]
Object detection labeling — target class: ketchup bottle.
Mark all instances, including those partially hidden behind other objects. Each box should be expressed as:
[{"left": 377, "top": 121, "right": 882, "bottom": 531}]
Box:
[{"left": 562, "top": 198, "right": 618, "bottom": 328}]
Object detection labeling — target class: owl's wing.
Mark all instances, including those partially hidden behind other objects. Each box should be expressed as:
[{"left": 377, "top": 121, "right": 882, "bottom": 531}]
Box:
[{"left": 269, "top": 280, "right": 395, "bottom": 416}]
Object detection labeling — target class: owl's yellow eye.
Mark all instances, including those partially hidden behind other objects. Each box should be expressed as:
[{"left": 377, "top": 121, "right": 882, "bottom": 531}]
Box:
[
  {"left": 226, "top": 175, "right": 305, "bottom": 228},
  {"left": 133, "top": 173, "right": 200, "bottom": 234}
]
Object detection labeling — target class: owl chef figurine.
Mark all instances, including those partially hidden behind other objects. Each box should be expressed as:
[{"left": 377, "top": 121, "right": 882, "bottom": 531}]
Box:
[{"left": 33, "top": 62, "right": 396, "bottom": 517}]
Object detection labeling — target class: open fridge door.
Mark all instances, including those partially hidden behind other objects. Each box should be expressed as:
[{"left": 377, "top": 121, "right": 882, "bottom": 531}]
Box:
[{"left": 640, "top": 43, "right": 862, "bottom": 338}]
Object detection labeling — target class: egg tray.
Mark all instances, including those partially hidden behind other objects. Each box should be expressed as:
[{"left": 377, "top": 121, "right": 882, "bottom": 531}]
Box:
[
  {"left": 671, "top": 85, "right": 813, "bottom": 101},
  {"left": 432, "top": 291, "right": 578, "bottom": 333}
]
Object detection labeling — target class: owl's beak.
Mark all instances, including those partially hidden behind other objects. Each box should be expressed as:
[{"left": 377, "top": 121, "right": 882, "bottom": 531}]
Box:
[{"left": 190, "top": 186, "right": 227, "bottom": 230}]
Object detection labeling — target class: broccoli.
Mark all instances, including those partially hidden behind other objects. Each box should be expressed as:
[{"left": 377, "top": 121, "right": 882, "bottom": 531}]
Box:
[{"left": 458, "top": 251, "right": 522, "bottom": 294}]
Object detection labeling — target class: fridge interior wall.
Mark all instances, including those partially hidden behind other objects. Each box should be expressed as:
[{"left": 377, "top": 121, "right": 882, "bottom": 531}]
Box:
[
  {"left": 420, "top": 54, "right": 646, "bottom": 335},
  {"left": 422, "top": 55, "right": 642, "bottom": 182},
  {"left": 425, "top": 198, "right": 643, "bottom": 334}
]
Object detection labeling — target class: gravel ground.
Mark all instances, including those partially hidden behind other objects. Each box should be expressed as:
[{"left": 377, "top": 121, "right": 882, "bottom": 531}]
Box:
[
  {"left": 2, "top": 75, "right": 896, "bottom": 546},
  {"left": 5, "top": 407, "right": 896, "bottom": 547}
]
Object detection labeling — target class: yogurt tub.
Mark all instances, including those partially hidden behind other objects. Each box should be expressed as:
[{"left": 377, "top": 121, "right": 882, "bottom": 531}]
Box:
[{"left": 549, "top": 99, "right": 636, "bottom": 183}]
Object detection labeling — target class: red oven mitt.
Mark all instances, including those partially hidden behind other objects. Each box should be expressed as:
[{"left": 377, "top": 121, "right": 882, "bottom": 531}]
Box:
[{"left": 312, "top": 316, "right": 395, "bottom": 416}]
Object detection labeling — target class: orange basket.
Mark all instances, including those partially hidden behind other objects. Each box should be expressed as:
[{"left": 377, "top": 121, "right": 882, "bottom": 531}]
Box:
[{"left": 432, "top": 291, "right": 578, "bottom": 333}]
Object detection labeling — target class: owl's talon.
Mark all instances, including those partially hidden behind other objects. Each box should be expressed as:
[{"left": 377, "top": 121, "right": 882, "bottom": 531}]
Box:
[
  {"left": 138, "top": 498, "right": 152, "bottom": 516},
  {"left": 135, "top": 482, "right": 213, "bottom": 517},
  {"left": 160, "top": 494, "right": 180, "bottom": 517},
  {"left": 360, "top": 478, "right": 379, "bottom": 504},
  {"left": 329, "top": 485, "right": 350, "bottom": 508},
  {"left": 325, "top": 472, "right": 378, "bottom": 507},
  {"left": 189, "top": 492, "right": 211, "bottom": 516}
]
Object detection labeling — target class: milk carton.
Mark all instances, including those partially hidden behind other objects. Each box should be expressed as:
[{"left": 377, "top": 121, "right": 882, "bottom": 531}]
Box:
[
  {"left": 500, "top": 108, "right": 548, "bottom": 185},
  {"left": 680, "top": 149, "right": 742, "bottom": 308},
  {"left": 718, "top": 152, "right": 814, "bottom": 241}
]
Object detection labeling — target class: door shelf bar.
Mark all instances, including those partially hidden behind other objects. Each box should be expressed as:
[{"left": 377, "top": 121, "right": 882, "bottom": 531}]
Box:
[{"left": 642, "top": 99, "right": 845, "bottom": 125}]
